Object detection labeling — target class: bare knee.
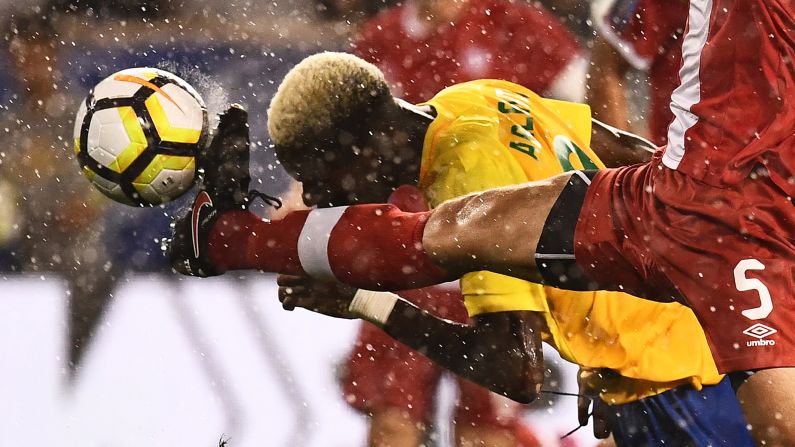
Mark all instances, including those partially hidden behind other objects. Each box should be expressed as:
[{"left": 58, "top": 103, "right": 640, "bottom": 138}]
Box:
[
  {"left": 737, "top": 368, "right": 795, "bottom": 446},
  {"left": 423, "top": 175, "right": 572, "bottom": 282}
]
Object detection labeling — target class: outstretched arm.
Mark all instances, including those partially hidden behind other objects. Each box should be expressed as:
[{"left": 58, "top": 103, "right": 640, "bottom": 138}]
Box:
[
  {"left": 590, "top": 118, "right": 655, "bottom": 167},
  {"left": 278, "top": 275, "right": 545, "bottom": 403},
  {"left": 384, "top": 303, "right": 545, "bottom": 404},
  {"left": 587, "top": 36, "right": 632, "bottom": 132},
  {"left": 586, "top": 35, "right": 655, "bottom": 167}
]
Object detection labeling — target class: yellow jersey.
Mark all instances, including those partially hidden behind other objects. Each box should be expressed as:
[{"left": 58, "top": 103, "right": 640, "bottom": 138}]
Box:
[{"left": 419, "top": 79, "right": 722, "bottom": 404}]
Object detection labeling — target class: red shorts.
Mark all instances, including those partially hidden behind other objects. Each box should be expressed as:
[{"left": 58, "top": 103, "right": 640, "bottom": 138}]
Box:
[
  {"left": 340, "top": 285, "right": 525, "bottom": 428},
  {"left": 575, "top": 155, "right": 795, "bottom": 373}
]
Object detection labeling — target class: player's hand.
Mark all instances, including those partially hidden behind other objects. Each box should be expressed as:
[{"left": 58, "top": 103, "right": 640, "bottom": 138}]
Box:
[
  {"left": 578, "top": 368, "right": 613, "bottom": 439},
  {"left": 277, "top": 274, "right": 359, "bottom": 319}
]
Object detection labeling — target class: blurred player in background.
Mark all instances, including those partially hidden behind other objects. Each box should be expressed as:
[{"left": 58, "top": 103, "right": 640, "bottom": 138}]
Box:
[
  {"left": 352, "top": 0, "right": 586, "bottom": 104},
  {"left": 170, "top": 52, "right": 752, "bottom": 446},
  {"left": 338, "top": 2, "right": 585, "bottom": 444},
  {"left": 3, "top": 6, "right": 120, "bottom": 376},
  {"left": 172, "top": 1, "right": 795, "bottom": 443},
  {"left": 587, "top": 0, "right": 688, "bottom": 145},
  {"left": 314, "top": 0, "right": 400, "bottom": 24}
]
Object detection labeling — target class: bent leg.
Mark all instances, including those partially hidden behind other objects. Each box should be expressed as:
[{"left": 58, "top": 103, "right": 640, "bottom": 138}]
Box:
[
  {"left": 204, "top": 173, "right": 574, "bottom": 288},
  {"left": 342, "top": 321, "right": 440, "bottom": 446},
  {"left": 423, "top": 172, "right": 574, "bottom": 284},
  {"left": 736, "top": 368, "right": 795, "bottom": 446},
  {"left": 204, "top": 171, "right": 623, "bottom": 292}
]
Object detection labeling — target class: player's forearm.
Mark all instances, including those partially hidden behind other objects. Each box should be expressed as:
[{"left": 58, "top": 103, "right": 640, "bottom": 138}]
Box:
[
  {"left": 351, "top": 291, "right": 543, "bottom": 403},
  {"left": 385, "top": 307, "right": 545, "bottom": 404},
  {"left": 586, "top": 36, "right": 631, "bottom": 130},
  {"left": 590, "top": 119, "right": 655, "bottom": 167}
]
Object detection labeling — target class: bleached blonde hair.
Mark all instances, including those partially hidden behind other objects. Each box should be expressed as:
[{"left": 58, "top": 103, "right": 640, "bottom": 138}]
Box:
[{"left": 267, "top": 52, "right": 391, "bottom": 152}]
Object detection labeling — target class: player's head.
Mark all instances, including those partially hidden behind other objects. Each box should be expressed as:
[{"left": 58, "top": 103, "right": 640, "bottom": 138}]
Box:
[{"left": 268, "top": 52, "right": 429, "bottom": 207}]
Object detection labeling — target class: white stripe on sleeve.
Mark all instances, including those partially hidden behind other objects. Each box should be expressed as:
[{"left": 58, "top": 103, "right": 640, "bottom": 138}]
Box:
[
  {"left": 297, "top": 206, "right": 349, "bottom": 281},
  {"left": 664, "top": 0, "right": 713, "bottom": 170}
]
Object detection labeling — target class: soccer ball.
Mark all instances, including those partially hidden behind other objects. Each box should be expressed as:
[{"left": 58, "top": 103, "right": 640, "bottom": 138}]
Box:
[{"left": 74, "top": 67, "right": 208, "bottom": 206}]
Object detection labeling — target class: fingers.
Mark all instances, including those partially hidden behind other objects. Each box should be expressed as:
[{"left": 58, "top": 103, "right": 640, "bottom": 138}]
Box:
[
  {"left": 592, "top": 400, "right": 612, "bottom": 439},
  {"left": 279, "top": 285, "right": 306, "bottom": 297},
  {"left": 280, "top": 294, "right": 298, "bottom": 311},
  {"left": 277, "top": 274, "right": 306, "bottom": 287},
  {"left": 577, "top": 396, "right": 591, "bottom": 427},
  {"left": 577, "top": 368, "right": 592, "bottom": 427},
  {"left": 278, "top": 285, "right": 305, "bottom": 299},
  {"left": 276, "top": 275, "right": 358, "bottom": 319},
  {"left": 277, "top": 274, "right": 311, "bottom": 312}
]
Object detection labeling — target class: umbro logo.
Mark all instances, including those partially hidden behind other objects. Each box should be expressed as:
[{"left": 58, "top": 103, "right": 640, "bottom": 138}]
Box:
[
  {"left": 744, "top": 323, "right": 777, "bottom": 339},
  {"left": 744, "top": 323, "right": 777, "bottom": 347}
]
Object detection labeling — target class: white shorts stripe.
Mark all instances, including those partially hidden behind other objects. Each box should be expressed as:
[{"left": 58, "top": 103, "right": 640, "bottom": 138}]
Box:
[
  {"left": 535, "top": 253, "right": 577, "bottom": 260},
  {"left": 297, "top": 206, "right": 349, "bottom": 281},
  {"left": 572, "top": 170, "right": 592, "bottom": 185},
  {"left": 664, "top": 0, "right": 713, "bottom": 170}
]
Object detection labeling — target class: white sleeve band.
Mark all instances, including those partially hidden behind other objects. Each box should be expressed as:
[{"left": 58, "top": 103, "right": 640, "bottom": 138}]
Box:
[
  {"left": 349, "top": 289, "right": 400, "bottom": 326},
  {"left": 297, "top": 206, "right": 348, "bottom": 281}
]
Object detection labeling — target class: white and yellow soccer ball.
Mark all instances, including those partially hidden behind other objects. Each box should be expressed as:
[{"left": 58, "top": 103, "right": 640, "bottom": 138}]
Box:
[{"left": 74, "top": 67, "right": 208, "bottom": 206}]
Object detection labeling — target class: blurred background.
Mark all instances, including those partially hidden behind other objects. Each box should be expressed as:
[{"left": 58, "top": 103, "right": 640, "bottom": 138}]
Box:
[{"left": 0, "top": 1, "right": 659, "bottom": 445}]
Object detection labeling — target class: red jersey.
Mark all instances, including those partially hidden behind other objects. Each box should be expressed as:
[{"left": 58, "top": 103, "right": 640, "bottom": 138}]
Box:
[
  {"left": 595, "top": 0, "right": 689, "bottom": 145},
  {"left": 663, "top": 0, "right": 795, "bottom": 193},
  {"left": 578, "top": 1, "right": 795, "bottom": 373},
  {"left": 352, "top": 0, "right": 580, "bottom": 103}
]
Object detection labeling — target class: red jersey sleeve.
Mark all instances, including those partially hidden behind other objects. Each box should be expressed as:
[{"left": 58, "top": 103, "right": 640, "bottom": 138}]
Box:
[
  {"left": 594, "top": 0, "right": 686, "bottom": 70},
  {"left": 350, "top": 6, "right": 414, "bottom": 97},
  {"left": 486, "top": 1, "right": 580, "bottom": 93},
  {"left": 351, "top": 11, "right": 393, "bottom": 65}
]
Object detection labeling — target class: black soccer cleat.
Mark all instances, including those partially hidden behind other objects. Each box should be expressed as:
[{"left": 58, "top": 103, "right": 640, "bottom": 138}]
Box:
[{"left": 167, "top": 104, "right": 280, "bottom": 277}]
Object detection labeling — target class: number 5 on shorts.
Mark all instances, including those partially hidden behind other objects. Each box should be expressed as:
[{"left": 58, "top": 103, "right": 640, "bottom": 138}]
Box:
[{"left": 734, "top": 259, "right": 773, "bottom": 320}]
